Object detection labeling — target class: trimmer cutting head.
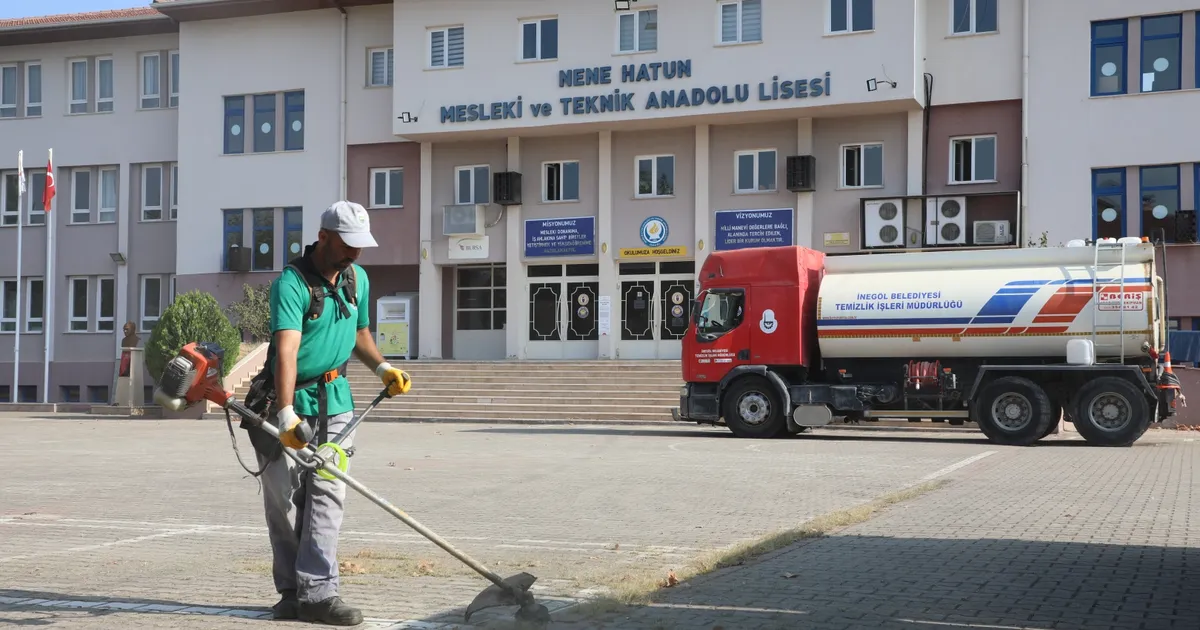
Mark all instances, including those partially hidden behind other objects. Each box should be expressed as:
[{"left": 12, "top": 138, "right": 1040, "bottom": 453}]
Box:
[{"left": 465, "top": 572, "right": 551, "bottom": 628}]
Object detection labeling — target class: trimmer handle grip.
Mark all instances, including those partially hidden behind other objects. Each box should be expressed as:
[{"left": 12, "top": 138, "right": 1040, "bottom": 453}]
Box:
[{"left": 288, "top": 421, "right": 315, "bottom": 448}]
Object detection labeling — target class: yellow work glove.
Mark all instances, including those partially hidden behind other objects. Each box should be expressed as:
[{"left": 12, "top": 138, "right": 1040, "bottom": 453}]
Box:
[
  {"left": 375, "top": 362, "right": 412, "bottom": 397},
  {"left": 277, "top": 405, "right": 309, "bottom": 450}
]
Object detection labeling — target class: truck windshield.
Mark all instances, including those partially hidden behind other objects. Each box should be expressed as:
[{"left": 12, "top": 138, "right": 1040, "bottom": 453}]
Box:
[{"left": 695, "top": 289, "right": 744, "bottom": 340}]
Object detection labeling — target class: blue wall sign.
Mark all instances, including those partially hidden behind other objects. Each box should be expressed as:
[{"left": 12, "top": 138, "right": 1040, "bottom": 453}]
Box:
[
  {"left": 525, "top": 216, "right": 596, "bottom": 257},
  {"left": 640, "top": 216, "right": 669, "bottom": 247},
  {"left": 439, "top": 59, "right": 831, "bottom": 124},
  {"left": 714, "top": 208, "right": 794, "bottom": 251}
]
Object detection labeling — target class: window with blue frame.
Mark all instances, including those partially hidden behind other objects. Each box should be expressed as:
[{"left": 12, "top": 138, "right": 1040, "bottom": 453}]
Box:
[
  {"left": 1092, "top": 168, "right": 1126, "bottom": 240},
  {"left": 284, "top": 207, "right": 303, "bottom": 261},
  {"left": 253, "top": 94, "right": 275, "bottom": 153},
  {"left": 1091, "top": 19, "right": 1127, "bottom": 96},
  {"left": 284, "top": 91, "right": 304, "bottom": 151},
  {"left": 223, "top": 209, "right": 243, "bottom": 271},
  {"left": 223, "top": 96, "right": 245, "bottom": 155},
  {"left": 1140, "top": 165, "right": 1179, "bottom": 242},
  {"left": 1140, "top": 13, "right": 1181, "bottom": 93},
  {"left": 252, "top": 208, "right": 275, "bottom": 271}
]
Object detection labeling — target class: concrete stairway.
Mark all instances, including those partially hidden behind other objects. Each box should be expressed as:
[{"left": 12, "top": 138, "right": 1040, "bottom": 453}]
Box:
[{"left": 213, "top": 360, "right": 683, "bottom": 423}]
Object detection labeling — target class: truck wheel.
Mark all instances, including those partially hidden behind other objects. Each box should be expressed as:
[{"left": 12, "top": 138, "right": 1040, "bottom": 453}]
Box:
[
  {"left": 1038, "top": 403, "right": 1064, "bottom": 439},
  {"left": 722, "top": 375, "right": 787, "bottom": 439},
  {"left": 972, "top": 376, "right": 1053, "bottom": 446},
  {"left": 1071, "top": 377, "right": 1150, "bottom": 447}
]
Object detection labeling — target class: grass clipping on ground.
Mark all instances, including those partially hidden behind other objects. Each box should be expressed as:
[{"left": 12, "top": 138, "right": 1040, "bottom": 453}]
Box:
[{"left": 577, "top": 479, "right": 948, "bottom": 615}]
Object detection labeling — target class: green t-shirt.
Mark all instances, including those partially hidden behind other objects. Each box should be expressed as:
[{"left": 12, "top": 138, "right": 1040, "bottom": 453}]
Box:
[{"left": 269, "top": 262, "right": 370, "bottom": 418}]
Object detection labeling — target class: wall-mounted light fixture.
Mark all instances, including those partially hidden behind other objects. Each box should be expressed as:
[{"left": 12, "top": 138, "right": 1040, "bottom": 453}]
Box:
[
  {"left": 866, "top": 77, "right": 897, "bottom": 92},
  {"left": 614, "top": 0, "right": 637, "bottom": 11},
  {"left": 109, "top": 252, "right": 126, "bottom": 264}
]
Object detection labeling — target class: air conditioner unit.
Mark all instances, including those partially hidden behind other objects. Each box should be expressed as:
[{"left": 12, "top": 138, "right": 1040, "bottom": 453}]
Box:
[
  {"left": 925, "top": 196, "right": 967, "bottom": 246},
  {"left": 786, "top": 155, "right": 815, "bottom": 192},
  {"left": 443, "top": 204, "right": 487, "bottom": 236},
  {"left": 862, "top": 199, "right": 905, "bottom": 249},
  {"left": 973, "top": 220, "right": 1012, "bottom": 245}
]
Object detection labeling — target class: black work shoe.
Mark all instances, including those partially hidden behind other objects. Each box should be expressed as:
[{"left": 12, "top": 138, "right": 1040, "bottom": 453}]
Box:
[
  {"left": 298, "top": 596, "right": 364, "bottom": 626},
  {"left": 272, "top": 591, "right": 298, "bottom": 620}
]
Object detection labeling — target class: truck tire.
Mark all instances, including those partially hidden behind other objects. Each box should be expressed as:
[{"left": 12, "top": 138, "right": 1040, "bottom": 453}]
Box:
[
  {"left": 722, "top": 375, "right": 787, "bottom": 439},
  {"left": 1071, "top": 376, "right": 1150, "bottom": 447},
  {"left": 972, "top": 376, "right": 1054, "bottom": 446}
]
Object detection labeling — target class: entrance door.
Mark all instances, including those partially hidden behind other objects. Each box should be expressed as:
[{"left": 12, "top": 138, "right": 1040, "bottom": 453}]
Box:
[
  {"left": 527, "top": 263, "right": 600, "bottom": 359},
  {"left": 617, "top": 260, "right": 695, "bottom": 359}
]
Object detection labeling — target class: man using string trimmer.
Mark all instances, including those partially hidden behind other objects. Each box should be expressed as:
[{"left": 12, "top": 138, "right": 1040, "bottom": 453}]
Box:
[{"left": 243, "top": 200, "right": 412, "bottom": 625}]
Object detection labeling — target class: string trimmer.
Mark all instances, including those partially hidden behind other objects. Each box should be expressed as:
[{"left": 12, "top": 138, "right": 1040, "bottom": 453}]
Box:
[{"left": 152, "top": 341, "right": 552, "bottom": 628}]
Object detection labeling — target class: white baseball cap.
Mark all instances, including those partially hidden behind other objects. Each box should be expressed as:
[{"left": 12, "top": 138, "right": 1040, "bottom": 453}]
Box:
[{"left": 320, "top": 200, "right": 378, "bottom": 248}]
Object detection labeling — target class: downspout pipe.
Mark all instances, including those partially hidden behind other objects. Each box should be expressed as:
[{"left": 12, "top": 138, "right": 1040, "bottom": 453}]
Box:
[
  {"left": 336, "top": 0, "right": 348, "bottom": 200},
  {"left": 1021, "top": 0, "right": 1030, "bottom": 246}
]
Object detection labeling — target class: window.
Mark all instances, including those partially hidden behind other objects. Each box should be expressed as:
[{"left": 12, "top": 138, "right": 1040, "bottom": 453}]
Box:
[
  {"left": 455, "top": 165, "right": 490, "bottom": 204},
  {"left": 25, "top": 278, "right": 43, "bottom": 333},
  {"left": 543, "top": 160, "right": 580, "bottom": 202},
  {"left": 0, "top": 63, "right": 18, "bottom": 118},
  {"left": 71, "top": 169, "right": 91, "bottom": 224},
  {"left": 520, "top": 17, "right": 558, "bottom": 61},
  {"left": 224, "top": 96, "right": 245, "bottom": 154},
  {"left": 254, "top": 93, "right": 275, "bottom": 153},
  {"left": 370, "top": 167, "right": 404, "bottom": 208},
  {"left": 284, "top": 207, "right": 303, "bottom": 261},
  {"left": 841, "top": 143, "right": 883, "bottom": 188},
  {"left": 141, "top": 52, "right": 161, "bottom": 108},
  {"left": 25, "top": 63, "right": 41, "bottom": 117},
  {"left": 97, "top": 57, "right": 113, "bottom": 112},
  {"left": 829, "top": 0, "right": 873, "bottom": 34},
  {"left": 618, "top": 8, "right": 657, "bottom": 53},
  {"left": 63, "top": 56, "right": 115, "bottom": 113},
  {"left": 17, "top": 170, "right": 46, "bottom": 226},
  {"left": 170, "top": 163, "right": 178, "bottom": 220},
  {"left": 1140, "top": 14, "right": 1181, "bottom": 93},
  {"left": 284, "top": 91, "right": 304, "bottom": 151},
  {"left": 1140, "top": 165, "right": 1179, "bottom": 241},
  {"left": 1091, "top": 19, "right": 1127, "bottom": 96},
  {"left": 1, "top": 172, "right": 18, "bottom": 226},
  {"left": 69, "top": 277, "right": 89, "bottom": 332},
  {"left": 253, "top": 208, "right": 275, "bottom": 271},
  {"left": 719, "top": 0, "right": 762, "bottom": 44},
  {"left": 223, "top": 209, "right": 243, "bottom": 271},
  {"left": 951, "top": 0, "right": 996, "bottom": 35},
  {"left": 1, "top": 279, "right": 16, "bottom": 332},
  {"left": 949, "top": 135, "right": 996, "bottom": 183},
  {"left": 456, "top": 264, "right": 506, "bottom": 331},
  {"left": 695, "top": 289, "right": 745, "bottom": 341},
  {"left": 141, "top": 275, "right": 163, "bottom": 332},
  {"left": 143, "top": 165, "right": 163, "bottom": 221},
  {"left": 97, "top": 276, "right": 115, "bottom": 332},
  {"left": 636, "top": 155, "right": 675, "bottom": 197},
  {"left": 430, "top": 26, "right": 465, "bottom": 68},
  {"left": 69, "top": 59, "right": 87, "bottom": 113},
  {"left": 224, "top": 91, "right": 303, "bottom": 154},
  {"left": 99, "top": 167, "right": 117, "bottom": 223},
  {"left": 169, "top": 50, "right": 179, "bottom": 107},
  {"left": 1092, "top": 168, "right": 1126, "bottom": 240},
  {"left": 734, "top": 149, "right": 776, "bottom": 193},
  {"left": 368, "top": 47, "right": 393, "bottom": 86}
]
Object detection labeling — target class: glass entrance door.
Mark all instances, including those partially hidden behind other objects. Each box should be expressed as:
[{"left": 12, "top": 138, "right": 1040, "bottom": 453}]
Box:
[
  {"left": 527, "top": 263, "right": 600, "bottom": 359},
  {"left": 617, "top": 260, "right": 695, "bottom": 359}
]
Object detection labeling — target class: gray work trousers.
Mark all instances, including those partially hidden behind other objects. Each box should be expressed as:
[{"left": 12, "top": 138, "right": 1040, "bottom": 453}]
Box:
[{"left": 255, "top": 409, "right": 357, "bottom": 604}]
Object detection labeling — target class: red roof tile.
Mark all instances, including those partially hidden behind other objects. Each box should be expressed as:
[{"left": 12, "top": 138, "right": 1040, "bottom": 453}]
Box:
[{"left": 0, "top": 7, "right": 164, "bottom": 30}]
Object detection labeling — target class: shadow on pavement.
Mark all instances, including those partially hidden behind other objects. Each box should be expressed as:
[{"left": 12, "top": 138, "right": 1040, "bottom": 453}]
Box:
[
  {"left": 550, "top": 535, "right": 1200, "bottom": 630},
  {"left": 0, "top": 590, "right": 271, "bottom": 623}
]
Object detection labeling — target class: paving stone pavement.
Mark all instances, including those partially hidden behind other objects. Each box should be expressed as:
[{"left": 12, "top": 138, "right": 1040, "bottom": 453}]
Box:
[
  {"left": 553, "top": 430, "right": 1200, "bottom": 629},
  {"left": 1, "top": 416, "right": 1001, "bottom": 628}
]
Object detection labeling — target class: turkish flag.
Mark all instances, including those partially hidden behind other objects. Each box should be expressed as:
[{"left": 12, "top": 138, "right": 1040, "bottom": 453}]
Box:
[{"left": 43, "top": 152, "right": 55, "bottom": 212}]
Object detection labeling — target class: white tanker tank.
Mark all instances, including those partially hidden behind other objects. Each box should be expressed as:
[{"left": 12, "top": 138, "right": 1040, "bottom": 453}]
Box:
[{"left": 815, "top": 238, "right": 1166, "bottom": 361}]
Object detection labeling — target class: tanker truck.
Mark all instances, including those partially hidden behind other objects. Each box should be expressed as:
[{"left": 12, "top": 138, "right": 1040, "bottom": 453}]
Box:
[{"left": 672, "top": 237, "right": 1185, "bottom": 447}]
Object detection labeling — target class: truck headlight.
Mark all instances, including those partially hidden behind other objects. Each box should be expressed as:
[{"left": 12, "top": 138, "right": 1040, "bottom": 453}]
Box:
[{"left": 679, "top": 385, "right": 688, "bottom": 397}]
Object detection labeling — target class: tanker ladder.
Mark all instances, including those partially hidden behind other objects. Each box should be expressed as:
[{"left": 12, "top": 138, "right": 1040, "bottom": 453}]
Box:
[{"left": 1090, "top": 237, "right": 1133, "bottom": 363}]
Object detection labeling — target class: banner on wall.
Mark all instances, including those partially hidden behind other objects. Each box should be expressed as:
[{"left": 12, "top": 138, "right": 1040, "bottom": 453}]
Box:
[
  {"left": 524, "top": 216, "right": 596, "bottom": 257},
  {"left": 713, "top": 208, "right": 794, "bottom": 251}
]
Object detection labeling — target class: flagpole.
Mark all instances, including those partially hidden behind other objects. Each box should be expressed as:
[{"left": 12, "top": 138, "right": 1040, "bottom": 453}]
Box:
[
  {"left": 42, "top": 148, "right": 54, "bottom": 404},
  {"left": 14, "top": 150, "right": 24, "bottom": 399}
]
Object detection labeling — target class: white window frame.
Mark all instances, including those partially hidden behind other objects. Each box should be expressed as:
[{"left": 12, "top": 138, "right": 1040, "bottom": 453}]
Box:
[
  {"left": 950, "top": 0, "right": 996, "bottom": 35},
  {"left": 367, "top": 46, "right": 393, "bottom": 87},
  {"left": 24, "top": 277, "right": 43, "bottom": 333},
  {"left": 949, "top": 134, "right": 997, "bottom": 184},
  {"left": 733, "top": 148, "right": 777, "bottom": 194},
  {"left": 0, "top": 63, "right": 17, "bottom": 117},
  {"left": 68, "top": 276, "right": 90, "bottom": 332},
  {"left": 370, "top": 167, "right": 404, "bottom": 208},
  {"left": 170, "top": 162, "right": 178, "bottom": 220},
  {"left": 635, "top": 154, "right": 676, "bottom": 198},
  {"left": 518, "top": 17, "right": 558, "bottom": 62},
  {"left": 827, "top": 0, "right": 874, "bottom": 34},
  {"left": 141, "top": 275, "right": 163, "bottom": 332},
  {"left": 542, "top": 160, "right": 580, "bottom": 203},
  {"left": 96, "top": 56, "right": 113, "bottom": 112},
  {"left": 1, "top": 173, "right": 18, "bottom": 226},
  {"left": 454, "top": 164, "right": 490, "bottom": 205},
  {"left": 429, "top": 25, "right": 465, "bottom": 69},
  {"left": 25, "top": 62, "right": 41, "bottom": 116},
  {"left": 1, "top": 278, "right": 17, "bottom": 332},
  {"left": 140, "top": 52, "right": 161, "bottom": 108},
  {"left": 717, "top": 0, "right": 762, "bottom": 45},
  {"left": 25, "top": 169, "right": 46, "bottom": 225},
  {"left": 97, "top": 276, "right": 115, "bottom": 332},
  {"left": 99, "top": 166, "right": 117, "bottom": 223},
  {"left": 70, "top": 168, "right": 91, "bottom": 224},
  {"left": 617, "top": 7, "right": 658, "bottom": 54},
  {"left": 839, "top": 142, "right": 884, "bottom": 189},
  {"left": 168, "top": 50, "right": 179, "bottom": 107},
  {"left": 142, "top": 164, "right": 163, "bottom": 221},
  {"left": 68, "top": 58, "right": 88, "bottom": 113}
]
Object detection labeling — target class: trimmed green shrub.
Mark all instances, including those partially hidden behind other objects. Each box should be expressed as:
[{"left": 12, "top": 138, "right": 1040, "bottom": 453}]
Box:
[
  {"left": 145, "top": 290, "right": 243, "bottom": 382},
  {"left": 227, "top": 282, "right": 273, "bottom": 343}
]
